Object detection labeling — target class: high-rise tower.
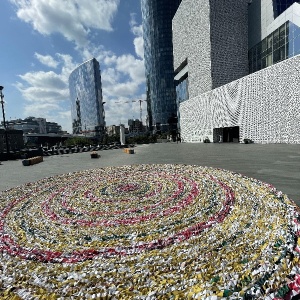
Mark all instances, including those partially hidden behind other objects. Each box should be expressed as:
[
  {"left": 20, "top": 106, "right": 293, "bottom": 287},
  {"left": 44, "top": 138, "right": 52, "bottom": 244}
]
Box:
[
  {"left": 69, "top": 58, "right": 105, "bottom": 139},
  {"left": 141, "top": 0, "right": 182, "bottom": 132}
]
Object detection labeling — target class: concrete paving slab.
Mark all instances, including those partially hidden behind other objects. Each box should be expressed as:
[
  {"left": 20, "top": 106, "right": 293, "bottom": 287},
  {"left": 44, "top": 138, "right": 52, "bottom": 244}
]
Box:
[{"left": 0, "top": 143, "right": 299, "bottom": 206}]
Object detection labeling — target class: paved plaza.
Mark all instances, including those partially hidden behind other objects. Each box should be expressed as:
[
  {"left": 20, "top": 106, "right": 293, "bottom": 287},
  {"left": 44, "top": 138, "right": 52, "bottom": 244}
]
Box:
[
  {"left": 1, "top": 142, "right": 300, "bottom": 298},
  {"left": 0, "top": 142, "right": 299, "bottom": 206}
]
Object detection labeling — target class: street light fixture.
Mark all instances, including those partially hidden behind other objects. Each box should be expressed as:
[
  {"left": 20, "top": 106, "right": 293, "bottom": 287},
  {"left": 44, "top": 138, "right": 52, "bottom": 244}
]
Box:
[{"left": 0, "top": 86, "right": 10, "bottom": 156}]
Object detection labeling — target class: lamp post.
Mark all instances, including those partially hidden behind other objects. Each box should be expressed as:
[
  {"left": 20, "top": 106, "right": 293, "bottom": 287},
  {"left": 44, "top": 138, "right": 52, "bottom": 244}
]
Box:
[{"left": 0, "top": 86, "right": 10, "bottom": 156}]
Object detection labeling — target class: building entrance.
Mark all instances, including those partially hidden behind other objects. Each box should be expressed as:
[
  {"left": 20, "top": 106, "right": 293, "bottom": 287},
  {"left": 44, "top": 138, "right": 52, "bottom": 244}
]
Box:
[{"left": 213, "top": 126, "right": 240, "bottom": 143}]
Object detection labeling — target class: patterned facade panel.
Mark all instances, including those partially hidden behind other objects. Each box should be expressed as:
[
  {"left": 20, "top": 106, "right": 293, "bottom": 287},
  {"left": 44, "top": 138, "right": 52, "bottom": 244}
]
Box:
[
  {"left": 211, "top": 80, "right": 244, "bottom": 129},
  {"left": 209, "top": 0, "right": 249, "bottom": 89},
  {"left": 173, "top": 0, "right": 212, "bottom": 97},
  {"left": 180, "top": 55, "right": 300, "bottom": 144},
  {"left": 173, "top": 0, "right": 248, "bottom": 98},
  {"left": 180, "top": 94, "right": 213, "bottom": 143}
]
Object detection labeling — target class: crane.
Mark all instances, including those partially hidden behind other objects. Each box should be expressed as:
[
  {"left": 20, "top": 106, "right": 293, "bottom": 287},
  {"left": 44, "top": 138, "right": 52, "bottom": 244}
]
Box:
[{"left": 114, "top": 99, "right": 147, "bottom": 123}]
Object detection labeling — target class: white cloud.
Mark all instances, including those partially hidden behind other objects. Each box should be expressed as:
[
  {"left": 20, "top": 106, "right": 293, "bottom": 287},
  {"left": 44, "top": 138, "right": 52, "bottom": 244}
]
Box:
[
  {"left": 35, "top": 53, "right": 59, "bottom": 68},
  {"left": 133, "top": 35, "right": 144, "bottom": 59},
  {"left": 103, "top": 81, "right": 140, "bottom": 98},
  {"left": 17, "top": 69, "right": 68, "bottom": 104},
  {"left": 23, "top": 102, "right": 72, "bottom": 133},
  {"left": 56, "top": 54, "right": 78, "bottom": 83},
  {"left": 101, "top": 67, "right": 120, "bottom": 86},
  {"left": 16, "top": 84, "right": 68, "bottom": 102},
  {"left": 100, "top": 54, "right": 145, "bottom": 100},
  {"left": 130, "top": 13, "right": 144, "bottom": 59},
  {"left": 11, "top": 1, "right": 146, "bottom": 130},
  {"left": 115, "top": 55, "right": 145, "bottom": 84},
  {"left": 14, "top": 54, "right": 72, "bottom": 132},
  {"left": 103, "top": 55, "right": 118, "bottom": 66},
  {"left": 16, "top": 46, "right": 146, "bottom": 130},
  {"left": 24, "top": 102, "right": 60, "bottom": 115},
  {"left": 105, "top": 97, "right": 147, "bottom": 126},
  {"left": 57, "top": 110, "right": 72, "bottom": 133},
  {"left": 19, "top": 71, "right": 66, "bottom": 90},
  {"left": 10, "top": 0, "right": 120, "bottom": 47}
]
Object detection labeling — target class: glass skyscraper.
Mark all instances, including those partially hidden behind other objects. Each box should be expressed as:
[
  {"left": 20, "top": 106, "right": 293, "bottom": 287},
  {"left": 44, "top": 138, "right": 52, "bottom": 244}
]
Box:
[
  {"left": 69, "top": 58, "right": 105, "bottom": 138},
  {"left": 141, "top": 0, "right": 182, "bottom": 132}
]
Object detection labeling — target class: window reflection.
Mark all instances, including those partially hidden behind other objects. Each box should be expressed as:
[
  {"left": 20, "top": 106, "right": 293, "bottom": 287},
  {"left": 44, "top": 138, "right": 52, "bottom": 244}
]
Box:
[
  {"left": 176, "top": 77, "right": 189, "bottom": 130},
  {"left": 294, "top": 36, "right": 300, "bottom": 55},
  {"left": 69, "top": 58, "right": 105, "bottom": 137},
  {"left": 248, "top": 21, "right": 300, "bottom": 74},
  {"left": 141, "top": 0, "right": 181, "bottom": 129}
]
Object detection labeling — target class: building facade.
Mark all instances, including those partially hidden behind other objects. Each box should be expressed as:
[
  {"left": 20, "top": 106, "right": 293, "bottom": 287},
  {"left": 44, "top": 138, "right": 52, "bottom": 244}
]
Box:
[
  {"left": 0, "top": 129, "right": 24, "bottom": 153},
  {"left": 5, "top": 117, "right": 62, "bottom": 134},
  {"left": 173, "top": 0, "right": 249, "bottom": 99},
  {"left": 128, "top": 119, "right": 144, "bottom": 133},
  {"left": 141, "top": 0, "right": 182, "bottom": 132},
  {"left": 69, "top": 58, "right": 105, "bottom": 138},
  {"left": 180, "top": 55, "right": 300, "bottom": 144},
  {"left": 106, "top": 125, "right": 121, "bottom": 136},
  {"left": 173, "top": 0, "right": 300, "bottom": 144},
  {"left": 248, "top": 0, "right": 300, "bottom": 73}
]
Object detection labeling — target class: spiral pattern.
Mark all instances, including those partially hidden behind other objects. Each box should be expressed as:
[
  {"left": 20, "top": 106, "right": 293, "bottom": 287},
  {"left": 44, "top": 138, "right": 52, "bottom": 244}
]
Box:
[{"left": 0, "top": 164, "right": 300, "bottom": 299}]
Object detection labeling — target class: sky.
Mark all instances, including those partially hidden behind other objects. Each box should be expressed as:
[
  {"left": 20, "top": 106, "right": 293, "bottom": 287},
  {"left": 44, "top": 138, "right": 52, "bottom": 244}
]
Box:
[{"left": 0, "top": 0, "right": 146, "bottom": 133}]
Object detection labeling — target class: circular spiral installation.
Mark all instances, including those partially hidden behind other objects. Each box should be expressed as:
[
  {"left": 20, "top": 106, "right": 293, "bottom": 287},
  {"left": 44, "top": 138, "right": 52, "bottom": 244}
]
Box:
[{"left": 1, "top": 164, "right": 300, "bottom": 299}]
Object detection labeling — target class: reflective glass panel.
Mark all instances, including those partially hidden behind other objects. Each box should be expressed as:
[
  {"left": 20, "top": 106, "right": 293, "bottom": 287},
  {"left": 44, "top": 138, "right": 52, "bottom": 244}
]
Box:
[
  {"left": 294, "top": 36, "right": 300, "bottom": 55},
  {"left": 69, "top": 58, "right": 105, "bottom": 137}
]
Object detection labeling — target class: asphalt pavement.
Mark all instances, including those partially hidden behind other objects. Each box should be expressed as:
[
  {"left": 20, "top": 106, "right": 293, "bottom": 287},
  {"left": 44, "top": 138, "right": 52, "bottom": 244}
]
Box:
[{"left": 0, "top": 142, "right": 299, "bottom": 206}]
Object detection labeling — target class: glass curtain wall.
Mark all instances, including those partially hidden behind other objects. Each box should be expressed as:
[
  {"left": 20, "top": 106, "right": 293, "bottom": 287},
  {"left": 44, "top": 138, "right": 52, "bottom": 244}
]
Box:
[
  {"left": 69, "top": 58, "right": 105, "bottom": 138},
  {"left": 249, "top": 21, "right": 300, "bottom": 73},
  {"left": 141, "top": 0, "right": 182, "bottom": 132},
  {"left": 176, "top": 77, "right": 189, "bottom": 131}
]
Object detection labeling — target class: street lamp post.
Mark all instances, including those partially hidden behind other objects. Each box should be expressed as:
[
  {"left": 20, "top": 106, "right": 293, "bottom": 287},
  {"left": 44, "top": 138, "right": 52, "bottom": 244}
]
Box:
[{"left": 0, "top": 86, "right": 10, "bottom": 156}]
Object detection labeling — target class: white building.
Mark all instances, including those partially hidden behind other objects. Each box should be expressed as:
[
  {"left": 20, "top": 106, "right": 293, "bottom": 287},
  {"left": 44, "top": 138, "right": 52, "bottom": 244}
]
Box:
[{"left": 173, "top": 0, "right": 300, "bottom": 143}]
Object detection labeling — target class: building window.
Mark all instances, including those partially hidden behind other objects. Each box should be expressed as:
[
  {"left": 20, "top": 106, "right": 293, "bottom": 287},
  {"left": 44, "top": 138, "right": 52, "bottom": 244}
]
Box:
[{"left": 248, "top": 21, "right": 299, "bottom": 74}]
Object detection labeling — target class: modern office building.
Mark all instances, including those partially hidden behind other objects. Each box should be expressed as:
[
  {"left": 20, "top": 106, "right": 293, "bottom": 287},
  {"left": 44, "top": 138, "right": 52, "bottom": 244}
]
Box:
[
  {"left": 141, "top": 0, "right": 182, "bottom": 132},
  {"left": 173, "top": 0, "right": 300, "bottom": 144},
  {"left": 69, "top": 58, "right": 105, "bottom": 139},
  {"left": 173, "top": 0, "right": 249, "bottom": 132}
]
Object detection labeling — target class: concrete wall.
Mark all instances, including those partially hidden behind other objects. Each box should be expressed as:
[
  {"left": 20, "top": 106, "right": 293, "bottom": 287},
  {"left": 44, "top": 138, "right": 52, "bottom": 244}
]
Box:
[{"left": 180, "top": 55, "right": 300, "bottom": 144}]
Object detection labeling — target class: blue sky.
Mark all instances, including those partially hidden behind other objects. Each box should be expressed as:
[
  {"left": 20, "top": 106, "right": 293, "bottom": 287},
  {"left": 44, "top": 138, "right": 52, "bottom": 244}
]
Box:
[{"left": 0, "top": 0, "right": 146, "bottom": 133}]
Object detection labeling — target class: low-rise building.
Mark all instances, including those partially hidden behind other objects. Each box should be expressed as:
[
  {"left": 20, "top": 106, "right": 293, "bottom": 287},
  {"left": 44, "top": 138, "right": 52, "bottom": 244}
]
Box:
[
  {"left": 4, "top": 117, "right": 62, "bottom": 134},
  {"left": 128, "top": 119, "right": 144, "bottom": 133},
  {"left": 106, "top": 125, "right": 121, "bottom": 136},
  {"left": 0, "top": 129, "right": 24, "bottom": 153}
]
